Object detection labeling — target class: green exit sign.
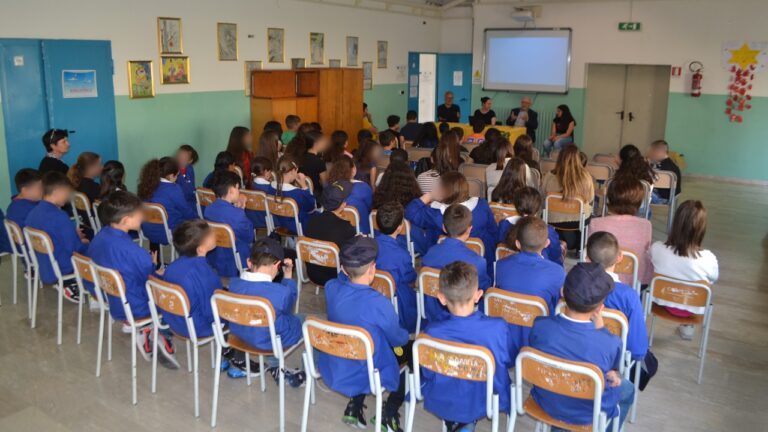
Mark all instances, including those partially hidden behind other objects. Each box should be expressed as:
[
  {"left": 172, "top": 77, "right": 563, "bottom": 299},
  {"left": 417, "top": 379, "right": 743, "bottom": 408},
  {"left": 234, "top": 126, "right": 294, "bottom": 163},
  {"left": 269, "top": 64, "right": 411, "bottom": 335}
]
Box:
[{"left": 618, "top": 22, "right": 642, "bottom": 31}]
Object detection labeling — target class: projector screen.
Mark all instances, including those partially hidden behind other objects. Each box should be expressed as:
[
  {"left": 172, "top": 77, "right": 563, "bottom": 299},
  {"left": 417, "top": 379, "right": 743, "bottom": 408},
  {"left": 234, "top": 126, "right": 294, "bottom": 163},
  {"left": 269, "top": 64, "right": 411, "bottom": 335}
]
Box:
[{"left": 483, "top": 28, "right": 572, "bottom": 93}]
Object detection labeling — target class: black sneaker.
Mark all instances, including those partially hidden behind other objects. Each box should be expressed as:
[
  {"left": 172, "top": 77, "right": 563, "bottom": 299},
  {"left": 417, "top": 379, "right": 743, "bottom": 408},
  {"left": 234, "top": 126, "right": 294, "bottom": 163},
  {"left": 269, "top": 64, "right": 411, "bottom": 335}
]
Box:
[
  {"left": 342, "top": 398, "right": 367, "bottom": 429},
  {"left": 375, "top": 411, "right": 403, "bottom": 432},
  {"left": 267, "top": 367, "right": 307, "bottom": 388},
  {"left": 227, "top": 356, "right": 262, "bottom": 379},
  {"left": 62, "top": 281, "right": 80, "bottom": 304}
]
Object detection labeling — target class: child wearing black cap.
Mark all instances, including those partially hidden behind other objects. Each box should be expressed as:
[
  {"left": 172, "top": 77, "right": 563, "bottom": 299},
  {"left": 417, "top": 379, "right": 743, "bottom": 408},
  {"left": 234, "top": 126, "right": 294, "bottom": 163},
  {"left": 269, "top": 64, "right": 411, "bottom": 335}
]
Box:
[
  {"left": 204, "top": 170, "right": 254, "bottom": 277},
  {"left": 529, "top": 262, "right": 635, "bottom": 430},
  {"left": 228, "top": 238, "right": 305, "bottom": 385},
  {"left": 39, "top": 129, "right": 72, "bottom": 175},
  {"left": 321, "top": 235, "right": 410, "bottom": 431},
  {"left": 304, "top": 180, "right": 357, "bottom": 285},
  {"left": 423, "top": 261, "right": 517, "bottom": 432}
]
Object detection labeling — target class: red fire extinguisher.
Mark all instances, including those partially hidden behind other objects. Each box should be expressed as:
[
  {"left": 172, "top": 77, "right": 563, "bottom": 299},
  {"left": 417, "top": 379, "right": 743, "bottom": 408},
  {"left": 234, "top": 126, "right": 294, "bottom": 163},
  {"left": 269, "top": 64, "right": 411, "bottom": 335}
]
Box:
[{"left": 690, "top": 61, "right": 703, "bottom": 98}]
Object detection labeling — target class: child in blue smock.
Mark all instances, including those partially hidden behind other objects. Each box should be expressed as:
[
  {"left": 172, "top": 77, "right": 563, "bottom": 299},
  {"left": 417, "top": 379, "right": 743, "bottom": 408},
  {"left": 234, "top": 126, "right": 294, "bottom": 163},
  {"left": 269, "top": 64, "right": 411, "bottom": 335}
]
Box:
[
  {"left": 374, "top": 202, "right": 418, "bottom": 333},
  {"left": 202, "top": 151, "right": 237, "bottom": 189},
  {"left": 248, "top": 156, "right": 275, "bottom": 230},
  {"left": 25, "top": 172, "right": 88, "bottom": 302},
  {"left": 88, "top": 190, "right": 179, "bottom": 368},
  {"left": 421, "top": 204, "right": 491, "bottom": 324},
  {"left": 137, "top": 157, "right": 197, "bottom": 250},
  {"left": 328, "top": 156, "right": 373, "bottom": 234},
  {"left": 228, "top": 238, "right": 306, "bottom": 386},
  {"left": 496, "top": 216, "right": 566, "bottom": 315},
  {"left": 7, "top": 168, "right": 42, "bottom": 229},
  {"left": 529, "top": 263, "right": 635, "bottom": 430},
  {"left": 271, "top": 155, "right": 316, "bottom": 235},
  {"left": 406, "top": 172, "right": 497, "bottom": 275},
  {"left": 422, "top": 261, "right": 518, "bottom": 431},
  {"left": 586, "top": 231, "right": 649, "bottom": 363},
  {"left": 321, "top": 236, "right": 410, "bottom": 432},
  {"left": 175, "top": 144, "right": 199, "bottom": 209},
  {"left": 203, "top": 171, "right": 254, "bottom": 277},
  {"left": 497, "top": 186, "right": 563, "bottom": 265}
]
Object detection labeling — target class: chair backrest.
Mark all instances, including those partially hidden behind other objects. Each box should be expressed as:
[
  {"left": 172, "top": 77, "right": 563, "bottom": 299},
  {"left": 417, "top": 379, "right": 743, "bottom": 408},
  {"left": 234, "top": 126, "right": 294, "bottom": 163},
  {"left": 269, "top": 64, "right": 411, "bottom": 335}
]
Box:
[
  {"left": 92, "top": 263, "right": 141, "bottom": 323},
  {"left": 459, "top": 163, "right": 488, "bottom": 186},
  {"left": 489, "top": 202, "right": 518, "bottom": 224},
  {"left": 377, "top": 154, "right": 390, "bottom": 171},
  {"left": 267, "top": 195, "right": 302, "bottom": 236},
  {"left": 549, "top": 149, "right": 560, "bottom": 161},
  {"left": 600, "top": 308, "right": 629, "bottom": 369},
  {"left": 539, "top": 159, "right": 555, "bottom": 176},
  {"left": 653, "top": 170, "right": 677, "bottom": 190},
  {"left": 304, "top": 177, "right": 315, "bottom": 196},
  {"left": 72, "top": 191, "right": 98, "bottom": 230},
  {"left": 614, "top": 249, "right": 640, "bottom": 293},
  {"left": 466, "top": 178, "right": 483, "bottom": 198},
  {"left": 24, "top": 226, "right": 63, "bottom": 278},
  {"left": 371, "top": 269, "right": 397, "bottom": 310},
  {"left": 233, "top": 166, "right": 244, "bottom": 185},
  {"left": 515, "top": 347, "right": 605, "bottom": 431},
  {"left": 241, "top": 189, "right": 268, "bottom": 212},
  {"left": 649, "top": 275, "right": 711, "bottom": 313},
  {"left": 408, "top": 148, "right": 432, "bottom": 162},
  {"left": 495, "top": 245, "right": 515, "bottom": 261},
  {"left": 146, "top": 275, "right": 191, "bottom": 318},
  {"left": 543, "top": 194, "right": 584, "bottom": 222},
  {"left": 531, "top": 147, "right": 540, "bottom": 162},
  {"left": 585, "top": 163, "right": 613, "bottom": 182},
  {"left": 296, "top": 236, "right": 341, "bottom": 270},
  {"left": 593, "top": 153, "right": 618, "bottom": 170},
  {"left": 438, "top": 235, "right": 485, "bottom": 257},
  {"left": 529, "top": 167, "right": 541, "bottom": 188},
  {"left": 339, "top": 206, "right": 361, "bottom": 235},
  {"left": 196, "top": 187, "right": 217, "bottom": 208},
  {"left": 4, "top": 219, "right": 27, "bottom": 258},
  {"left": 418, "top": 266, "right": 441, "bottom": 300},
  {"left": 71, "top": 252, "right": 95, "bottom": 284},
  {"left": 143, "top": 202, "right": 170, "bottom": 225},
  {"left": 412, "top": 334, "right": 496, "bottom": 418},
  {"left": 484, "top": 288, "right": 548, "bottom": 327},
  {"left": 92, "top": 200, "right": 102, "bottom": 231}
]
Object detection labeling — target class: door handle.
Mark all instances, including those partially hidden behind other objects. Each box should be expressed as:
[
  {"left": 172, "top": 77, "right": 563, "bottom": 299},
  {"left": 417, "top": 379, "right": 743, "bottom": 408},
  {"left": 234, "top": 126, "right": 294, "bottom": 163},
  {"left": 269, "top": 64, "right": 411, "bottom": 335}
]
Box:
[
  {"left": 628, "top": 112, "right": 635, "bottom": 122},
  {"left": 615, "top": 110, "right": 625, "bottom": 120}
]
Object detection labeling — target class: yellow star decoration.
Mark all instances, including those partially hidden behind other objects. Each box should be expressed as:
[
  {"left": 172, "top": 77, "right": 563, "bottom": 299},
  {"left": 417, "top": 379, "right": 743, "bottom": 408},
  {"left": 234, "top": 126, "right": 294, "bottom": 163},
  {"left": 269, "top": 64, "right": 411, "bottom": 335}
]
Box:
[{"left": 728, "top": 43, "right": 761, "bottom": 70}]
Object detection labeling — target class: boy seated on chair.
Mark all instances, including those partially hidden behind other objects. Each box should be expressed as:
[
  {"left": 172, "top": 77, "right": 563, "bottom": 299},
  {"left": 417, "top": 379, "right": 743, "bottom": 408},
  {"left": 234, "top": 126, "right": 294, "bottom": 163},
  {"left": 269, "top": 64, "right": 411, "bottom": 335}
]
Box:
[
  {"left": 7, "top": 168, "right": 43, "bottom": 229},
  {"left": 529, "top": 262, "right": 635, "bottom": 430},
  {"left": 227, "top": 238, "right": 306, "bottom": 386},
  {"left": 586, "top": 231, "right": 649, "bottom": 364},
  {"left": 162, "top": 219, "right": 230, "bottom": 371},
  {"left": 496, "top": 216, "right": 566, "bottom": 315},
  {"left": 423, "top": 261, "right": 517, "bottom": 432},
  {"left": 203, "top": 170, "right": 254, "bottom": 277},
  {"left": 374, "top": 202, "right": 418, "bottom": 333},
  {"left": 646, "top": 139, "right": 681, "bottom": 204},
  {"left": 322, "top": 236, "right": 410, "bottom": 432},
  {"left": 88, "top": 190, "right": 179, "bottom": 369},
  {"left": 25, "top": 171, "right": 88, "bottom": 302},
  {"left": 422, "top": 204, "right": 491, "bottom": 324},
  {"left": 497, "top": 186, "right": 564, "bottom": 265}
]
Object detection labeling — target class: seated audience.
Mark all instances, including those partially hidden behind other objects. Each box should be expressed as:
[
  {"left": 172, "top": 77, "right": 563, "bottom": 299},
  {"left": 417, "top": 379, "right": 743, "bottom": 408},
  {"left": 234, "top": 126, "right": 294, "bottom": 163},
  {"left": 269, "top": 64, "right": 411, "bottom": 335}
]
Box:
[
  {"left": 413, "top": 122, "right": 439, "bottom": 149},
  {"left": 353, "top": 138, "right": 381, "bottom": 190},
  {"left": 255, "top": 130, "right": 281, "bottom": 168},
  {"left": 498, "top": 187, "right": 564, "bottom": 265},
  {"left": 203, "top": 171, "right": 254, "bottom": 277},
  {"left": 329, "top": 156, "right": 372, "bottom": 234},
  {"left": 175, "top": 144, "right": 199, "bottom": 208},
  {"left": 486, "top": 139, "right": 513, "bottom": 191},
  {"left": 464, "top": 118, "right": 486, "bottom": 145},
  {"left": 98, "top": 160, "right": 127, "bottom": 199},
  {"left": 203, "top": 151, "right": 238, "bottom": 188},
  {"left": 400, "top": 110, "right": 421, "bottom": 143},
  {"left": 247, "top": 156, "right": 275, "bottom": 230},
  {"left": 282, "top": 114, "right": 301, "bottom": 145},
  {"left": 270, "top": 155, "right": 315, "bottom": 236},
  {"left": 489, "top": 157, "right": 527, "bottom": 203},
  {"left": 67, "top": 151, "right": 103, "bottom": 203},
  {"left": 513, "top": 134, "right": 541, "bottom": 175},
  {"left": 647, "top": 139, "right": 682, "bottom": 204},
  {"left": 416, "top": 133, "right": 461, "bottom": 194},
  {"left": 39, "top": 129, "right": 71, "bottom": 175},
  {"left": 7, "top": 168, "right": 42, "bottom": 229},
  {"left": 226, "top": 126, "right": 253, "bottom": 179},
  {"left": 386, "top": 115, "right": 404, "bottom": 146},
  {"left": 379, "top": 129, "right": 398, "bottom": 156}
]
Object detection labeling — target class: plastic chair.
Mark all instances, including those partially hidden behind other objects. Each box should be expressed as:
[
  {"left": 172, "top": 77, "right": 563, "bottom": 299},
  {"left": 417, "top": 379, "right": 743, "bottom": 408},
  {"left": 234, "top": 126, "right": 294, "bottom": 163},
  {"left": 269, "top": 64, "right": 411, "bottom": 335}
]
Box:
[
  {"left": 371, "top": 269, "right": 398, "bottom": 312},
  {"left": 438, "top": 235, "right": 485, "bottom": 257},
  {"left": 514, "top": 346, "right": 618, "bottom": 432},
  {"left": 301, "top": 317, "right": 380, "bottom": 432},
  {"left": 241, "top": 189, "right": 273, "bottom": 233},
  {"left": 23, "top": 226, "right": 77, "bottom": 345},
  {"left": 339, "top": 206, "right": 362, "bottom": 235},
  {"left": 207, "top": 221, "right": 244, "bottom": 276},
  {"left": 370, "top": 209, "right": 417, "bottom": 265},
  {"left": 415, "top": 266, "right": 441, "bottom": 334},
  {"left": 484, "top": 288, "right": 548, "bottom": 328},
  {"left": 267, "top": 195, "right": 303, "bottom": 238},
  {"left": 141, "top": 203, "right": 176, "bottom": 262},
  {"left": 195, "top": 187, "right": 216, "bottom": 219},
  {"left": 146, "top": 276, "right": 216, "bottom": 417},
  {"left": 543, "top": 194, "right": 586, "bottom": 254},
  {"left": 651, "top": 170, "right": 678, "bottom": 233},
  {"left": 489, "top": 202, "right": 518, "bottom": 224},
  {"left": 645, "top": 275, "right": 713, "bottom": 384},
  {"left": 295, "top": 236, "right": 340, "bottom": 313},
  {"left": 405, "top": 334, "right": 511, "bottom": 432},
  {"left": 93, "top": 263, "right": 153, "bottom": 405},
  {"left": 4, "top": 219, "right": 34, "bottom": 313},
  {"left": 71, "top": 191, "right": 99, "bottom": 233}
]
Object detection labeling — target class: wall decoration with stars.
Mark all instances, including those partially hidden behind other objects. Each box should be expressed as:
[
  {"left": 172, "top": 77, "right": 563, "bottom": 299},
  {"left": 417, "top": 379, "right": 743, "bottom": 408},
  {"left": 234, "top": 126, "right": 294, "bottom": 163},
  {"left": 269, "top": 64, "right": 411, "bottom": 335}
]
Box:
[{"left": 722, "top": 41, "right": 768, "bottom": 123}]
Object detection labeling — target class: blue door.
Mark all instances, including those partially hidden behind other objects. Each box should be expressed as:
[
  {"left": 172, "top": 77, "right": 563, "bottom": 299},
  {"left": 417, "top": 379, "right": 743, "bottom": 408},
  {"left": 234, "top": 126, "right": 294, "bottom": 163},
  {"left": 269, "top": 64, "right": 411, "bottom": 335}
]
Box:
[
  {"left": 436, "top": 53, "right": 472, "bottom": 124},
  {"left": 0, "top": 39, "right": 118, "bottom": 193}
]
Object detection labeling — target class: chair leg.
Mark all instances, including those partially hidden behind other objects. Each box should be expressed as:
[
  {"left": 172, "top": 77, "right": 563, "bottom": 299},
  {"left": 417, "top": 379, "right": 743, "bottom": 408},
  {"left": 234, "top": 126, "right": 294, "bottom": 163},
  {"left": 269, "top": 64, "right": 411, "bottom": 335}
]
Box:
[
  {"left": 186, "top": 340, "right": 192, "bottom": 373},
  {"left": 374, "top": 390, "right": 383, "bottom": 432},
  {"left": 698, "top": 307, "right": 713, "bottom": 384},
  {"left": 193, "top": 345, "right": 200, "bottom": 417},
  {"left": 630, "top": 361, "right": 641, "bottom": 423},
  {"left": 246, "top": 352, "right": 252, "bottom": 386},
  {"left": 295, "top": 279, "right": 302, "bottom": 314},
  {"left": 11, "top": 255, "right": 17, "bottom": 305},
  {"left": 210, "top": 341, "right": 216, "bottom": 369},
  {"left": 30, "top": 274, "right": 39, "bottom": 328},
  {"left": 491, "top": 395, "right": 500, "bottom": 432},
  {"left": 108, "top": 317, "right": 113, "bottom": 361},
  {"left": 77, "top": 290, "right": 84, "bottom": 344},
  {"left": 131, "top": 330, "right": 138, "bottom": 405},
  {"left": 405, "top": 374, "right": 417, "bottom": 432},
  {"left": 279, "top": 356, "right": 286, "bottom": 432},
  {"left": 648, "top": 315, "right": 657, "bottom": 347},
  {"left": 57, "top": 280, "right": 64, "bottom": 345},
  {"left": 151, "top": 325, "right": 159, "bottom": 394},
  {"left": 259, "top": 355, "right": 266, "bottom": 392},
  {"left": 96, "top": 308, "right": 105, "bottom": 377},
  {"left": 211, "top": 341, "right": 222, "bottom": 428},
  {"left": 300, "top": 353, "right": 312, "bottom": 432},
  {"left": 26, "top": 268, "right": 33, "bottom": 319}
]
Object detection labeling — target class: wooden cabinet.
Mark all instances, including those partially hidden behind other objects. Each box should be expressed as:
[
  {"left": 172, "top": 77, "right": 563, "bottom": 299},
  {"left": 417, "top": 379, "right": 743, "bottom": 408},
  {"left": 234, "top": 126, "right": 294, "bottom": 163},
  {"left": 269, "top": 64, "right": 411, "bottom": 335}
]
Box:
[{"left": 250, "top": 68, "right": 363, "bottom": 152}]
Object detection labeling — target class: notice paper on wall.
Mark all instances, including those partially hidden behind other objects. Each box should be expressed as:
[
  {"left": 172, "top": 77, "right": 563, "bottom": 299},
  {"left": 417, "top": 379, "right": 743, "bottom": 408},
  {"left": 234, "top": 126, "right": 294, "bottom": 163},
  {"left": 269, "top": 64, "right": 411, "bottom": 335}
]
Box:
[
  {"left": 62, "top": 70, "right": 98, "bottom": 98},
  {"left": 453, "top": 71, "right": 463, "bottom": 86}
]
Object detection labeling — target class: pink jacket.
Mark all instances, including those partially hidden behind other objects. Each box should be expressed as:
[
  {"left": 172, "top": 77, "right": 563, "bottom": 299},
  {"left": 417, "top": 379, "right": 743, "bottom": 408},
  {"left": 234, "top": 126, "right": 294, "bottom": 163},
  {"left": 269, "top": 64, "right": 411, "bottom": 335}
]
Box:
[{"left": 588, "top": 215, "right": 653, "bottom": 285}]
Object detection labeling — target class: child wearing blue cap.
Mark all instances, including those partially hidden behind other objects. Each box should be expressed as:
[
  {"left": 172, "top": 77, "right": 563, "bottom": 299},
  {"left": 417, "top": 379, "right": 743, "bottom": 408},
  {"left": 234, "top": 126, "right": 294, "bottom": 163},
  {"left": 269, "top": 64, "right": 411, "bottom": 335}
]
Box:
[
  {"left": 203, "top": 170, "right": 254, "bottom": 277},
  {"left": 423, "top": 261, "right": 518, "bottom": 432},
  {"left": 228, "top": 238, "right": 306, "bottom": 385},
  {"left": 374, "top": 201, "right": 418, "bottom": 333},
  {"left": 529, "top": 262, "right": 634, "bottom": 430},
  {"left": 421, "top": 204, "right": 491, "bottom": 324},
  {"left": 321, "top": 235, "right": 410, "bottom": 432}
]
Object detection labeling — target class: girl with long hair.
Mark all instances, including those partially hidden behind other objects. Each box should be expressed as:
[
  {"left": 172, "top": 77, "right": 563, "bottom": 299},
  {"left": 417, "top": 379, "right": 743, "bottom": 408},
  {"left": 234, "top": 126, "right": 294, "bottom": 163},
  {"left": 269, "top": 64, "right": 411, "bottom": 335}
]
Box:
[
  {"left": 324, "top": 130, "right": 352, "bottom": 163},
  {"left": 67, "top": 151, "right": 102, "bottom": 202},
  {"left": 203, "top": 151, "right": 237, "bottom": 188},
  {"left": 616, "top": 144, "right": 655, "bottom": 184},
  {"left": 298, "top": 130, "right": 330, "bottom": 200},
  {"left": 373, "top": 160, "right": 429, "bottom": 255},
  {"left": 99, "top": 160, "right": 127, "bottom": 199},
  {"left": 255, "top": 130, "right": 281, "bottom": 168},
  {"left": 485, "top": 138, "right": 512, "bottom": 191},
  {"left": 490, "top": 157, "right": 528, "bottom": 203},
  {"left": 271, "top": 155, "right": 316, "bottom": 235},
  {"left": 226, "top": 126, "right": 253, "bottom": 175},
  {"left": 353, "top": 138, "right": 381, "bottom": 190},
  {"left": 417, "top": 131, "right": 461, "bottom": 193},
  {"left": 513, "top": 134, "right": 540, "bottom": 173},
  {"left": 246, "top": 156, "right": 275, "bottom": 230},
  {"left": 328, "top": 155, "right": 373, "bottom": 234},
  {"left": 543, "top": 104, "right": 576, "bottom": 156}
]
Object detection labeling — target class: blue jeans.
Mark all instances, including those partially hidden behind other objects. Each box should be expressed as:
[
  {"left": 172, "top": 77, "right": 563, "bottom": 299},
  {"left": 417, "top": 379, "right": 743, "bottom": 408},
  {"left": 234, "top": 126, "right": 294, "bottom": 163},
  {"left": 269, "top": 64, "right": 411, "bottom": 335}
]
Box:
[
  {"left": 650, "top": 189, "right": 669, "bottom": 205},
  {"left": 543, "top": 136, "right": 574, "bottom": 156},
  {"left": 551, "top": 378, "right": 635, "bottom": 431}
]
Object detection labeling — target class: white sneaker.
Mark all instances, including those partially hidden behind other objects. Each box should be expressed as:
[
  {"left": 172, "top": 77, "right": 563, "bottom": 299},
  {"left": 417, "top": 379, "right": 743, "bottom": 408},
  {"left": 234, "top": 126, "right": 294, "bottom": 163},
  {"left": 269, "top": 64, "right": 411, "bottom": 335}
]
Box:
[
  {"left": 677, "top": 324, "right": 695, "bottom": 341},
  {"left": 89, "top": 297, "right": 101, "bottom": 312},
  {"left": 134, "top": 327, "right": 152, "bottom": 361},
  {"left": 122, "top": 323, "right": 133, "bottom": 334}
]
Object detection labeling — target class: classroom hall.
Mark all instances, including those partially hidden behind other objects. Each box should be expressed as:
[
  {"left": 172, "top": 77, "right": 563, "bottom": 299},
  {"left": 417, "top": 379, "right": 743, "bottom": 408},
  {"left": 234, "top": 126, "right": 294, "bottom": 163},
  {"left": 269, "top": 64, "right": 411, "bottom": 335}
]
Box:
[{"left": 0, "top": 0, "right": 767, "bottom": 431}]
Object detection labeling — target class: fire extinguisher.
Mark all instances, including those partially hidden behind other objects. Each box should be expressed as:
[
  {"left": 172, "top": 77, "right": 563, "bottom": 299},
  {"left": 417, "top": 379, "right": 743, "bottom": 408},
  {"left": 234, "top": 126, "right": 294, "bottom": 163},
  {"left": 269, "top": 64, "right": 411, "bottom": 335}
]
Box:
[{"left": 690, "top": 61, "right": 703, "bottom": 98}]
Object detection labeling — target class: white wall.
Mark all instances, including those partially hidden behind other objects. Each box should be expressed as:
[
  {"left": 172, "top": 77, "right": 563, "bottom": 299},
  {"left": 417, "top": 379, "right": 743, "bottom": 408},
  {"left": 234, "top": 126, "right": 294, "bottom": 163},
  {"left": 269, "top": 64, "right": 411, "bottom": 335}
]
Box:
[
  {"left": 0, "top": 0, "right": 441, "bottom": 95},
  {"left": 471, "top": 0, "right": 768, "bottom": 96}
]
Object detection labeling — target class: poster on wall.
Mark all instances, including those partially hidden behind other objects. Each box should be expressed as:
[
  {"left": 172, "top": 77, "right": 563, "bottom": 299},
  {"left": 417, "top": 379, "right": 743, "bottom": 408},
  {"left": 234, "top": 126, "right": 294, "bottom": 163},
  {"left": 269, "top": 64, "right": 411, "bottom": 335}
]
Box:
[
  {"left": 161, "top": 56, "right": 190, "bottom": 84},
  {"left": 346, "top": 36, "right": 359, "bottom": 67},
  {"left": 268, "top": 28, "right": 285, "bottom": 63},
  {"left": 127, "top": 61, "right": 155, "bottom": 99},
  {"left": 377, "top": 41, "right": 388, "bottom": 68},
  {"left": 244, "top": 60, "right": 262, "bottom": 96},
  {"left": 217, "top": 22, "right": 238, "bottom": 61},
  {"left": 62, "top": 70, "right": 98, "bottom": 98},
  {"left": 310, "top": 32, "right": 324, "bottom": 65},
  {"left": 363, "top": 61, "right": 373, "bottom": 90},
  {"left": 157, "top": 17, "right": 183, "bottom": 55},
  {"left": 721, "top": 41, "right": 768, "bottom": 123}
]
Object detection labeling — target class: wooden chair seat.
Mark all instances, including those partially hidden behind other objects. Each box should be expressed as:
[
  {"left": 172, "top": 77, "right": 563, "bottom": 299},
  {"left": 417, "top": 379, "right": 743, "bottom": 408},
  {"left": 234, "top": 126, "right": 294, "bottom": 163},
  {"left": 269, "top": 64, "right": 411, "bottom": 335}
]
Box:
[
  {"left": 650, "top": 304, "right": 705, "bottom": 325},
  {"left": 273, "top": 227, "right": 294, "bottom": 237},
  {"left": 523, "top": 397, "right": 593, "bottom": 432},
  {"left": 227, "top": 334, "right": 274, "bottom": 356}
]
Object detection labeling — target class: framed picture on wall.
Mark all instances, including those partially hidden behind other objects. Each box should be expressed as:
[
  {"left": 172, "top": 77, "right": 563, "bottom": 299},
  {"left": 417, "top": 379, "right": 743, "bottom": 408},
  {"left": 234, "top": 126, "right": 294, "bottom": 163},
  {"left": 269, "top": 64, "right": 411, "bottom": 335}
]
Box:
[
  {"left": 363, "top": 61, "right": 373, "bottom": 90},
  {"left": 291, "top": 58, "right": 306, "bottom": 69},
  {"left": 157, "top": 17, "right": 183, "bottom": 55},
  {"left": 329, "top": 59, "right": 341, "bottom": 68},
  {"left": 127, "top": 60, "right": 155, "bottom": 98},
  {"left": 160, "top": 56, "right": 190, "bottom": 84},
  {"left": 244, "top": 60, "right": 262, "bottom": 96},
  {"left": 217, "top": 22, "right": 238, "bottom": 61},
  {"left": 309, "top": 32, "right": 324, "bottom": 65},
  {"left": 346, "top": 36, "right": 359, "bottom": 67},
  {"left": 268, "top": 28, "right": 285, "bottom": 63},
  {"left": 377, "top": 41, "right": 388, "bottom": 68}
]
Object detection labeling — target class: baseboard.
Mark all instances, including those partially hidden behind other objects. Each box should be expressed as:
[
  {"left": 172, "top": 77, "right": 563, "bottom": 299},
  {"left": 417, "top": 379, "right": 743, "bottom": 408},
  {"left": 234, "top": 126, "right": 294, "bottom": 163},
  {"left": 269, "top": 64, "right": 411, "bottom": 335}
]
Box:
[{"left": 684, "top": 173, "right": 768, "bottom": 187}]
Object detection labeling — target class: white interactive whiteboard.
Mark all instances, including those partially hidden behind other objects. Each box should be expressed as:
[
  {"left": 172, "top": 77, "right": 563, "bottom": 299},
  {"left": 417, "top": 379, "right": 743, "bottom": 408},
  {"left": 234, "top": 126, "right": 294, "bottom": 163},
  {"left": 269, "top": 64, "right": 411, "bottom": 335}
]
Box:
[{"left": 483, "top": 28, "right": 572, "bottom": 93}]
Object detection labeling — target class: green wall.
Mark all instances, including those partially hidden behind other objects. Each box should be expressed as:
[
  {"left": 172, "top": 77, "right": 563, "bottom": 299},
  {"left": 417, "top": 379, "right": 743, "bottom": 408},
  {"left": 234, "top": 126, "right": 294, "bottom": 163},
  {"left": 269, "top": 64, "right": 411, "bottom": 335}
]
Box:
[{"left": 364, "top": 83, "right": 408, "bottom": 131}]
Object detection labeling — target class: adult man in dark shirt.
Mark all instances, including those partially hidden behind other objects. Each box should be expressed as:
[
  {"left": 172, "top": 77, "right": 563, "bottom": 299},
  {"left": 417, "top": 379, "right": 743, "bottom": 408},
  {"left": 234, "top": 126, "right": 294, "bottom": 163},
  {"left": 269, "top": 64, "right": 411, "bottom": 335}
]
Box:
[
  {"left": 437, "top": 91, "right": 461, "bottom": 123},
  {"left": 505, "top": 96, "right": 539, "bottom": 141},
  {"left": 39, "top": 129, "right": 72, "bottom": 174},
  {"left": 304, "top": 180, "right": 357, "bottom": 286},
  {"left": 647, "top": 139, "right": 682, "bottom": 203},
  {"left": 400, "top": 110, "right": 421, "bottom": 143}
]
